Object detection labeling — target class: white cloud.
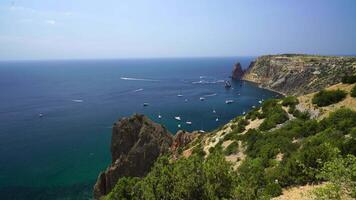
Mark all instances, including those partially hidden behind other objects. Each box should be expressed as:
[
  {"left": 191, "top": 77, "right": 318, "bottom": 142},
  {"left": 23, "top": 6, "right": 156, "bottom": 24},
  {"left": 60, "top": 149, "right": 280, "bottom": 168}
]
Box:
[{"left": 45, "top": 20, "right": 56, "bottom": 25}]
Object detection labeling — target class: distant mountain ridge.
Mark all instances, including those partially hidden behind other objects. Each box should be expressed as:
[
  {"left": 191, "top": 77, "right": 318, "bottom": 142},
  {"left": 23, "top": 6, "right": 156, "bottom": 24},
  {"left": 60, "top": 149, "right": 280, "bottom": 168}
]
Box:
[{"left": 242, "top": 54, "right": 356, "bottom": 95}]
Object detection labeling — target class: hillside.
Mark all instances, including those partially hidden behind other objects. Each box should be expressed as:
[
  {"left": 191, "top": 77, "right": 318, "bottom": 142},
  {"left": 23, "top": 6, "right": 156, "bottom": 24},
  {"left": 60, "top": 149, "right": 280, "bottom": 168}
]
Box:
[
  {"left": 243, "top": 54, "right": 356, "bottom": 95},
  {"left": 95, "top": 56, "right": 356, "bottom": 200}
]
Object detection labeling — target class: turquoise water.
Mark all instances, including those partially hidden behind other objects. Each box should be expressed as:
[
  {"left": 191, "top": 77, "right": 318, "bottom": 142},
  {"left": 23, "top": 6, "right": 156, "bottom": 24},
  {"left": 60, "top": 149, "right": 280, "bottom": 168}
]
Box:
[{"left": 0, "top": 57, "right": 281, "bottom": 199}]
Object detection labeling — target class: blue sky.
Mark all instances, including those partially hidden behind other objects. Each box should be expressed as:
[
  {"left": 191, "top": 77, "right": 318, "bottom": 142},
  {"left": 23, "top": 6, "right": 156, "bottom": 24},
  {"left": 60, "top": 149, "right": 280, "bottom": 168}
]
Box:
[{"left": 0, "top": 0, "right": 356, "bottom": 60}]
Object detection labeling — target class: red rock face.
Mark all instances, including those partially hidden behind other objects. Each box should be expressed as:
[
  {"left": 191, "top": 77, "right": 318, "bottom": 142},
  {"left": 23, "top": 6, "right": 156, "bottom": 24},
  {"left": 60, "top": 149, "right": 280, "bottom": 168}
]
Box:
[
  {"left": 232, "top": 62, "right": 244, "bottom": 80},
  {"left": 170, "top": 130, "right": 198, "bottom": 159}
]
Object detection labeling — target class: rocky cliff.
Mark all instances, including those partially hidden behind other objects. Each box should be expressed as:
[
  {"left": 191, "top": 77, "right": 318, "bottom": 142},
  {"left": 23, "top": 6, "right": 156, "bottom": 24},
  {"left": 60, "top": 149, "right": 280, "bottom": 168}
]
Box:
[
  {"left": 243, "top": 54, "right": 356, "bottom": 95},
  {"left": 231, "top": 62, "right": 244, "bottom": 80},
  {"left": 93, "top": 114, "right": 173, "bottom": 199}
]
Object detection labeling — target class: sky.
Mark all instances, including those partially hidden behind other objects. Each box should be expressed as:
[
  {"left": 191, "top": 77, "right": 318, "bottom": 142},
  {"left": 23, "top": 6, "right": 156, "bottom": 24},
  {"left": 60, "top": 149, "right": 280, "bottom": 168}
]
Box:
[{"left": 0, "top": 0, "right": 356, "bottom": 60}]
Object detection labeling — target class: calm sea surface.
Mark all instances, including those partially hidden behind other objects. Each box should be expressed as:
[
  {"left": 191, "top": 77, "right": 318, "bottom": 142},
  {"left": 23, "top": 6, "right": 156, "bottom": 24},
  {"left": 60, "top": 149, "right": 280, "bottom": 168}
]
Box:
[{"left": 0, "top": 57, "right": 281, "bottom": 199}]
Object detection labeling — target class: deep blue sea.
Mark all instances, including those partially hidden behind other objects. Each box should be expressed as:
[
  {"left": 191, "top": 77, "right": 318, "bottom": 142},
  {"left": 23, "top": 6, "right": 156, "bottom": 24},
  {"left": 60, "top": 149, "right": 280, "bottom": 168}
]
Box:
[{"left": 0, "top": 57, "right": 281, "bottom": 199}]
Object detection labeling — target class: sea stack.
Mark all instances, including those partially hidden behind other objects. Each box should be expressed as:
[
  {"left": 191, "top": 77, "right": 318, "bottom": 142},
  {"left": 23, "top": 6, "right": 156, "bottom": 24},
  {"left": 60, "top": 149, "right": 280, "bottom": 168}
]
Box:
[{"left": 231, "top": 62, "right": 244, "bottom": 80}]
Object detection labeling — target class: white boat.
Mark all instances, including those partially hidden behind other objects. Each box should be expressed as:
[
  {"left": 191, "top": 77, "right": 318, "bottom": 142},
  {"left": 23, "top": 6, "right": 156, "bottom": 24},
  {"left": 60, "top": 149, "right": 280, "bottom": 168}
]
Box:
[
  {"left": 178, "top": 124, "right": 181, "bottom": 128},
  {"left": 213, "top": 110, "right": 216, "bottom": 113},
  {"left": 200, "top": 97, "right": 205, "bottom": 101},
  {"left": 242, "top": 111, "right": 246, "bottom": 115},
  {"left": 198, "top": 130, "right": 205, "bottom": 133},
  {"left": 143, "top": 103, "right": 149, "bottom": 107},
  {"left": 186, "top": 121, "right": 192, "bottom": 125},
  {"left": 174, "top": 116, "right": 181, "bottom": 121},
  {"left": 258, "top": 100, "right": 263, "bottom": 104},
  {"left": 177, "top": 94, "right": 183, "bottom": 97},
  {"left": 39, "top": 113, "right": 44, "bottom": 118},
  {"left": 215, "top": 118, "right": 219, "bottom": 122},
  {"left": 225, "top": 100, "right": 234, "bottom": 104},
  {"left": 158, "top": 115, "right": 162, "bottom": 119},
  {"left": 252, "top": 105, "right": 256, "bottom": 108}
]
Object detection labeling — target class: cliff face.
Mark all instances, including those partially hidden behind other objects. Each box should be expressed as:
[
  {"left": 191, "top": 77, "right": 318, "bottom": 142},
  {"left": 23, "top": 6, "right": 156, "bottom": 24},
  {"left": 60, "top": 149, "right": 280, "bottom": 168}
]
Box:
[
  {"left": 243, "top": 54, "right": 356, "bottom": 95},
  {"left": 93, "top": 114, "right": 173, "bottom": 199}
]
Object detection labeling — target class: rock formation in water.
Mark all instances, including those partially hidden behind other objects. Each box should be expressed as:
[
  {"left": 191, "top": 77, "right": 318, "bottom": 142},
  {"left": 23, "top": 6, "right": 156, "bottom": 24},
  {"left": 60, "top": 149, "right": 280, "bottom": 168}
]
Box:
[
  {"left": 93, "top": 114, "right": 173, "bottom": 199},
  {"left": 231, "top": 62, "right": 244, "bottom": 80},
  {"left": 243, "top": 54, "right": 356, "bottom": 95}
]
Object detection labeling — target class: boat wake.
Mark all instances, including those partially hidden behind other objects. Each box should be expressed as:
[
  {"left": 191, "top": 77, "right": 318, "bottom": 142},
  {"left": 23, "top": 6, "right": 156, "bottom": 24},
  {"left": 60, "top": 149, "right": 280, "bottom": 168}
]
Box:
[
  {"left": 72, "top": 99, "right": 84, "bottom": 103},
  {"left": 133, "top": 88, "right": 144, "bottom": 92},
  {"left": 204, "top": 93, "right": 217, "bottom": 97},
  {"left": 192, "top": 80, "right": 225, "bottom": 84},
  {"left": 120, "top": 77, "right": 159, "bottom": 82}
]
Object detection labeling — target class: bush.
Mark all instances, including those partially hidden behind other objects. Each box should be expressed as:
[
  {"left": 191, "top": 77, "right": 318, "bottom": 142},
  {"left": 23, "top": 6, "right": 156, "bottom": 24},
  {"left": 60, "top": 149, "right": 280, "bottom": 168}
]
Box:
[
  {"left": 320, "top": 108, "right": 356, "bottom": 134},
  {"left": 192, "top": 143, "right": 206, "bottom": 157},
  {"left": 341, "top": 75, "right": 356, "bottom": 84},
  {"left": 105, "top": 177, "right": 140, "bottom": 200},
  {"left": 312, "top": 89, "right": 347, "bottom": 107},
  {"left": 259, "top": 106, "right": 289, "bottom": 131},
  {"left": 282, "top": 96, "right": 299, "bottom": 107},
  {"left": 224, "top": 141, "right": 239, "bottom": 155},
  {"left": 313, "top": 154, "right": 356, "bottom": 199},
  {"left": 351, "top": 85, "right": 356, "bottom": 97}
]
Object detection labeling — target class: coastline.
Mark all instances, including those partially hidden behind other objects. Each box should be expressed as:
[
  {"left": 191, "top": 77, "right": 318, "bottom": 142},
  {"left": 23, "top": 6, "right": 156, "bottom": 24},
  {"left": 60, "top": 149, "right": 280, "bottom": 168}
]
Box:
[{"left": 242, "top": 79, "right": 287, "bottom": 97}]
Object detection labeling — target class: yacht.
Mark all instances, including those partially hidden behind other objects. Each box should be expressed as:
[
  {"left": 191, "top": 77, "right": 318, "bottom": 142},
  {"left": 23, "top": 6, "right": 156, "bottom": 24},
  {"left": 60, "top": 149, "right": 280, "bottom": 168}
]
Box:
[
  {"left": 143, "top": 103, "right": 149, "bottom": 107},
  {"left": 186, "top": 121, "right": 192, "bottom": 125},
  {"left": 174, "top": 116, "right": 181, "bottom": 121},
  {"left": 225, "top": 100, "right": 234, "bottom": 104},
  {"left": 200, "top": 97, "right": 205, "bottom": 101},
  {"left": 224, "top": 80, "right": 232, "bottom": 88}
]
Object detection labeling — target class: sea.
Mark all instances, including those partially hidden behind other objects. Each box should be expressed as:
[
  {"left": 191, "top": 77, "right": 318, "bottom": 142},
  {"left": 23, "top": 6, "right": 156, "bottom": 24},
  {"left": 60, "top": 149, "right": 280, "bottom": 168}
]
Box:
[{"left": 0, "top": 57, "right": 282, "bottom": 199}]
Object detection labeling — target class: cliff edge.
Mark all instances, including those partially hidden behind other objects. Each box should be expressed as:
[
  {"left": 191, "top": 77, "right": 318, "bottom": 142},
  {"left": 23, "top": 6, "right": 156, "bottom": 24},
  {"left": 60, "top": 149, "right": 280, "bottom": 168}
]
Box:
[
  {"left": 243, "top": 54, "right": 356, "bottom": 95},
  {"left": 93, "top": 114, "right": 173, "bottom": 199}
]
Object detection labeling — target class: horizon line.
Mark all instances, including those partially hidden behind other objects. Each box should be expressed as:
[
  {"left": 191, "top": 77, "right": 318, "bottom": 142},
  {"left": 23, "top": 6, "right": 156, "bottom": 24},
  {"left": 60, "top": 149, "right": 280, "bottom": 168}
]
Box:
[{"left": 0, "top": 53, "right": 355, "bottom": 62}]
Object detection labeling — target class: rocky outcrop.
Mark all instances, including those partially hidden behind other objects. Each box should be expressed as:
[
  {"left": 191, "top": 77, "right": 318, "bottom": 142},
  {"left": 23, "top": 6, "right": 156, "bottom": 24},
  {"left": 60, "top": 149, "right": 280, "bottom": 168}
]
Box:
[
  {"left": 93, "top": 114, "right": 173, "bottom": 199},
  {"left": 243, "top": 54, "right": 356, "bottom": 95},
  {"left": 171, "top": 130, "right": 199, "bottom": 159},
  {"left": 231, "top": 62, "right": 244, "bottom": 80}
]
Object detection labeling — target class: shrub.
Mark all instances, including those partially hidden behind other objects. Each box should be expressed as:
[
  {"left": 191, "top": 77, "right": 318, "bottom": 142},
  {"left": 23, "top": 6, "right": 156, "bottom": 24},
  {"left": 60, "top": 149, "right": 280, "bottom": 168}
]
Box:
[
  {"left": 351, "top": 85, "right": 356, "bottom": 97},
  {"left": 105, "top": 177, "right": 140, "bottom": 200},
  {"left": 192, "top": 143, "right": 206, "bottom": 157},
  {"left": 341, "top": 75, "right": 356, "bottom": 84},
  {"left": 313, "top": 154, "right": 356, "bottom": 199},
  {"left": 312, "top": 89, "right": 347, "bottom": 107},
  {"left": 320, "top": 108, "right": 356, "bottom": 134},
  {"left": 282, "top": 96, "right": 299, "bottom": 107},
  {"left": 259, "top": 106, "right": 289, "bottom": 131},
  {"left": 224, "top": 141, "right": 239, "bottom": 155}
]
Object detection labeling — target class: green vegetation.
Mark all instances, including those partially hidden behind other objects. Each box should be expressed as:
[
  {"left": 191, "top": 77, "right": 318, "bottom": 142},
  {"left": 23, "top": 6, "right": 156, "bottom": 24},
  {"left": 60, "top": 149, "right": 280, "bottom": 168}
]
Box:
[
  {"left": 105, "top": 153, "right": 236, "bottom": 200},
  {"left": 281, "top": 96, "right": 299, "bottom": 107},
  {"left": 351, "top": 85, "right": 356, "bottom": 97},
  {"left": 341, "top": 75, "right": 356, "bottom": 84},
  {"left": 106, "top": 108, "right": 356, "bottom": 200},
  {"left": 224, "top": 141, "right": 239, "bottom": 155},
  {"left": 259, "top": 99, "right": 289, "bottom": 131},
  {"left": 312, "top": 89, "right": 347, "bottom": 107},
  {"left": 313, "top": 155, "right": 356, "bottom": 199}
]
